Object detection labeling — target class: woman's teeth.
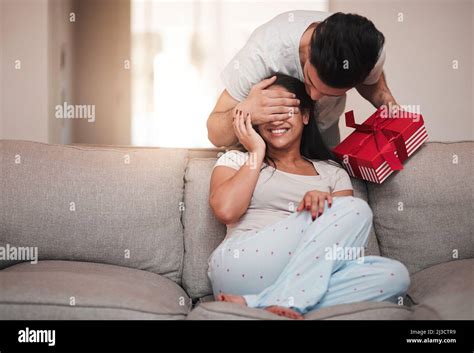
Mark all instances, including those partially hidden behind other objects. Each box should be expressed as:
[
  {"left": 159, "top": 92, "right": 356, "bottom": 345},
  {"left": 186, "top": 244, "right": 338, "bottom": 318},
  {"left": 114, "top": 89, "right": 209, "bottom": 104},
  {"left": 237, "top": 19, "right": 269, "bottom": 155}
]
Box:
[{"left": 270, "top": 128, "right": 289, "bottom": 135}]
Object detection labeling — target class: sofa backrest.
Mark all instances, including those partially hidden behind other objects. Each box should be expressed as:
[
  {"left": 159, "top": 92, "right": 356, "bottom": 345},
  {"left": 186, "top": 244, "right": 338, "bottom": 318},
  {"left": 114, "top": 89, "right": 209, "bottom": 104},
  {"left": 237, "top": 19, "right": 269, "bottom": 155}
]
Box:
[
  {"left": 367, "top": 142, "right": 474, "bottom": 274},
  {"left": 0, "top": 140, "right": 187, "bottom": 284},
  {"left": 181, "top": 155, "right": 380, "bottom": 300}
]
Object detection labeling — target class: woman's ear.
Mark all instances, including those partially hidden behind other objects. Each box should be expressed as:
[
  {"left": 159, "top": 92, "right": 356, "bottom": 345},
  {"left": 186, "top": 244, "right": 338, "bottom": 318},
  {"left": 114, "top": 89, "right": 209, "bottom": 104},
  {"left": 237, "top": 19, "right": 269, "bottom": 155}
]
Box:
[{"left": 303, "top": 113, "right": 310, "bottom": 125}]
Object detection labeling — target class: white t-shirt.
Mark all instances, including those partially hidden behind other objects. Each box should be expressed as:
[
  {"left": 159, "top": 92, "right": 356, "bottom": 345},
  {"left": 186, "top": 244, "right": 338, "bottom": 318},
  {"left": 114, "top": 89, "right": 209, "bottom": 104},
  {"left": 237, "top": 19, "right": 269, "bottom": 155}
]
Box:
[
  {"left": 213, "top": 150, "right": 353, "bottom": 238},
  {"left": 220, "top": 10, "right": 385, "bottom": 138}
]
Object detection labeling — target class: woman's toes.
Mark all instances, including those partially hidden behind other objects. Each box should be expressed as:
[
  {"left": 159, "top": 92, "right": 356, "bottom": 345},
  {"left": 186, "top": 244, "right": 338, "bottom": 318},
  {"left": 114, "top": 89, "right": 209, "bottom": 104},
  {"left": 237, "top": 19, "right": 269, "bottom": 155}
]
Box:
[
  {"left": 265, "top": 306, "right": 304, "bottom": 320},
  {"left": 216, "top": 293, "right": 247, "bottom": 305}
]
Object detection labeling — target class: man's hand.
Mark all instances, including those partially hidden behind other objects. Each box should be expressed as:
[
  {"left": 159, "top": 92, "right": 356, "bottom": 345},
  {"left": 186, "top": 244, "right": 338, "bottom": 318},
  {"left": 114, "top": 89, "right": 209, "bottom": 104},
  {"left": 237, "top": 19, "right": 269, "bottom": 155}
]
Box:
[
  {"left": 297, "top": 190, "right": 333, "bottom": 221},
  {"left": 234, "top": 76, "right": 300, "bottom": 125}
]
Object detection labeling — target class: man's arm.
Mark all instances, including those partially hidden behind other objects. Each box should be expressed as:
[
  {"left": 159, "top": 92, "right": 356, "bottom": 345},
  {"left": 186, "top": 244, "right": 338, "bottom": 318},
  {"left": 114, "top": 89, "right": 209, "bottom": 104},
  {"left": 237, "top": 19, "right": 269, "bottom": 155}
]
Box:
[
  {"left": 207, "top": 90, "right": 239, "bottom": 147},
  {"left": 356, "top": 71, "right": 397, "bottom": 108}
]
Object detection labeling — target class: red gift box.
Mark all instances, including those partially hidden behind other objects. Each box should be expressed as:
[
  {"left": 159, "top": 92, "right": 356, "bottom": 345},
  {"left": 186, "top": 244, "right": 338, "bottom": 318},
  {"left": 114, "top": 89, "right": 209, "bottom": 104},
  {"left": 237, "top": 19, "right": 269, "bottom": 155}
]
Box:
[{"left": 332, "top": 108, "right": 428, "bottom": 183}]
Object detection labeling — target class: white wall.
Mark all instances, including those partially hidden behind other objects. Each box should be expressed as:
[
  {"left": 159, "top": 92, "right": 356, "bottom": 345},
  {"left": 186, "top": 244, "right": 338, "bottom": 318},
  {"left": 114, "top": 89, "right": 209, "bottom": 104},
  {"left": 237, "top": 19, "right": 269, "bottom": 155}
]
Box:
[
  {"left": 0, "top": 0, "right": 49, "bottom": 142},
  {"left": 330, "top": 0, "right": 473, "bottom": 142}
]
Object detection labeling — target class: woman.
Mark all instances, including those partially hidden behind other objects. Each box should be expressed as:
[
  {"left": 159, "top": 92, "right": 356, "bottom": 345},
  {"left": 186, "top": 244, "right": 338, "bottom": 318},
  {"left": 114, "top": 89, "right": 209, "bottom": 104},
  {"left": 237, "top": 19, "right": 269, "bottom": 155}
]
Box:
[{"left": 207, "top": 74, "right": 409, "bottom": 320}]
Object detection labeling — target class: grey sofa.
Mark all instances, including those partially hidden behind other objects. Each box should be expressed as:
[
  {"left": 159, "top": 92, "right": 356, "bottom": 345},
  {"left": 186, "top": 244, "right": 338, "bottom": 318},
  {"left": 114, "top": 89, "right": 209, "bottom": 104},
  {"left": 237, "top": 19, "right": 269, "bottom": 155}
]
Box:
[{"left": 0, "top": 140, "right": 472, "bottom": 320}]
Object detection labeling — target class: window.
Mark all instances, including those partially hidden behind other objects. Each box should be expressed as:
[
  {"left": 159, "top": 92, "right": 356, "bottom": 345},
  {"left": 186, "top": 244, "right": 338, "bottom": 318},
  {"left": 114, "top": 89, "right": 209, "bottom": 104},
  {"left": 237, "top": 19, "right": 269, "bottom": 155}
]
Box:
[{"left": 131, "top": 0, "right": 328, "bottom": 147}]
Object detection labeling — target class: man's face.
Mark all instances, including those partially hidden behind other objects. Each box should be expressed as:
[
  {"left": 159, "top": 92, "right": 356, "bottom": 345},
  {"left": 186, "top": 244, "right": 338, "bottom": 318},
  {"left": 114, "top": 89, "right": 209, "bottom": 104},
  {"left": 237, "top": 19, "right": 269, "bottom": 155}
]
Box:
[{"left": 303, "top": 61, "right": 350, "bottom": 101}]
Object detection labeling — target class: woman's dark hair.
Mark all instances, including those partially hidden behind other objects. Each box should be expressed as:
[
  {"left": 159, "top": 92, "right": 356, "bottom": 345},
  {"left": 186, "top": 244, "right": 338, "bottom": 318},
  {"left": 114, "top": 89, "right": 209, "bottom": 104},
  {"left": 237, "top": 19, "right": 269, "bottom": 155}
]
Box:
[
  {"left": 259, "top": 73, "right": 334, "bottom": 171},
  {"left": 310, "top": 12, "right": 385, "bottom": 88}
]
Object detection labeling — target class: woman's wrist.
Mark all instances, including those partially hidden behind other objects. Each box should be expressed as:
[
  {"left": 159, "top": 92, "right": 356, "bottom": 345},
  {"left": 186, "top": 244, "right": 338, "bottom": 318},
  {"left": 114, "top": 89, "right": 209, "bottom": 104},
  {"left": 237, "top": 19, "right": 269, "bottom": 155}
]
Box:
[{"left": 247, "top": 149, "right": 265, "bottom": 168}]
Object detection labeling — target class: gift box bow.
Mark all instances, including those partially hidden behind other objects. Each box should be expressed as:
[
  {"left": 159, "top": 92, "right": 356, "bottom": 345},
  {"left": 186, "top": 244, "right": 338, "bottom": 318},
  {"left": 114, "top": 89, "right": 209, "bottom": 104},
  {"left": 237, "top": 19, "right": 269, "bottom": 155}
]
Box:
[{"left": 344, "top": 109, "right": 409, "bottom": 171}]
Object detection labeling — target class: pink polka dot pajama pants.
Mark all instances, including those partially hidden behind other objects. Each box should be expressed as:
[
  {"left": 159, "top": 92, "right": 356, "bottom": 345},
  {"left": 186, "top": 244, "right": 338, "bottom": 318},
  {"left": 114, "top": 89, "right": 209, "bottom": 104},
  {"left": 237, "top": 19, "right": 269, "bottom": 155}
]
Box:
[{"left": 207, "top": 196, "right": 410, "bottom": 315}]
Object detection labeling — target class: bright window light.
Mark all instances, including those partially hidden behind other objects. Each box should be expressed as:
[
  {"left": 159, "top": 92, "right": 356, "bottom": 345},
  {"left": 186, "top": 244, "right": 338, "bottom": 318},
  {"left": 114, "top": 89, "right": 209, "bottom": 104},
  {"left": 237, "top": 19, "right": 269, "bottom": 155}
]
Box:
[{"left": 131, "top": 0, "right": 328, "bottom": 148}]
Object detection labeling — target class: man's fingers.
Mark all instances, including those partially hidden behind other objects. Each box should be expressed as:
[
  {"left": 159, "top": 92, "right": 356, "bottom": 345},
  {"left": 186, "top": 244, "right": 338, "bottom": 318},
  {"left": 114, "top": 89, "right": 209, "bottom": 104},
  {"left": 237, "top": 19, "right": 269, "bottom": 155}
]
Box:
[
  {"left": 264, "top": 97, "right": 300, "bottom": 107},
  {"left": 264, "top": 106, "right": 299, "bottom": 115},
  {"left": 262, "top": 89, "right": 297, "bottom": 99},
  {"left": 268, "top": 113, "right": 294, "bottom": 122},
  {"left": 255, "top": 75, "right": 277, "bottom": 90}
]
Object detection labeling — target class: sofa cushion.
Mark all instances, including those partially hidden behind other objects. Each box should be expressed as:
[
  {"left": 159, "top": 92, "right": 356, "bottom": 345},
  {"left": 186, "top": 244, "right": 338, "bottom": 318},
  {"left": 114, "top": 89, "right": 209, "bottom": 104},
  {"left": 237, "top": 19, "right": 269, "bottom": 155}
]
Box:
[
  {"left": 186, "top": 301, "right": 412, "bottom": 320},
  {"left": 0, "top": 260, "right": 191, "bottom": 319},
  {"left": 182, "top": 158, "right": 226, "bottom": 299},
  {"left": 367, "top": 142, "right": 474, "bottom": 274},
  {"left": 0, "top": 140, "right": 187, "bottom": 282},
  {"left": 408, "top": 259, "right": 474, "bottom": 320},
  {"left": 181, "top": 157, "right": 380, "bottom": 300}
]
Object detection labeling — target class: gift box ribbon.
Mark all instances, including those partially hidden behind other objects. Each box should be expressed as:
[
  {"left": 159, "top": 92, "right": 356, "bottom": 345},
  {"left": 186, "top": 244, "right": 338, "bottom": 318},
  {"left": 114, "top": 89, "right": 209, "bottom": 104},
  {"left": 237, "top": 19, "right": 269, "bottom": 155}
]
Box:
[{"left": 345, "top": 110, "right": 409, "bottom": 171}]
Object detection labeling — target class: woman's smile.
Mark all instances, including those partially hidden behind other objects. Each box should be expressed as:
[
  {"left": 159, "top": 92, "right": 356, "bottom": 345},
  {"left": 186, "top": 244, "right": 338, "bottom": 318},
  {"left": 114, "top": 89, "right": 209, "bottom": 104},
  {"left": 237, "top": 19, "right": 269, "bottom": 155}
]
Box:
[{"left": 268, "top": 127, "right": 291, "bottom": 137}]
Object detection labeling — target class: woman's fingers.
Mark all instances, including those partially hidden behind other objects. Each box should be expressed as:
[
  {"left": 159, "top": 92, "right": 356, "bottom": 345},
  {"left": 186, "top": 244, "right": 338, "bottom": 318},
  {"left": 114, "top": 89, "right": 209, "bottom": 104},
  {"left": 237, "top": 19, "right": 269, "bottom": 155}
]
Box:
[
  {"left": 296, "top": 198, "right": 305, "bottom": 212},
  {"left": 245, "top": 113, "right": 254, "bottom": 133},
  {"left": 311, "top": 196, "right": 318, "bottom": 220},
  {"left": 327, "top": 195, "right": 333, "bottom": 208},
  {"left": 233, "top": 112, "right": 243, "bottom": 139},
  {"left": 318, "top": 196, "right": 325, "bottom": 216},
  {"left": 238, "top": 111, "right": 247, "bottom": 135}
]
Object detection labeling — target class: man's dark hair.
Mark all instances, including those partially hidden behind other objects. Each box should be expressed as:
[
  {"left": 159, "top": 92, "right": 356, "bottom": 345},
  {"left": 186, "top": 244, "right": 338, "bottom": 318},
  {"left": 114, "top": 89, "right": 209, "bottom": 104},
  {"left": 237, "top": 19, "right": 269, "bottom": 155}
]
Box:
[{"left": 310, "top": 12, "right": 385, "bottom": 88}]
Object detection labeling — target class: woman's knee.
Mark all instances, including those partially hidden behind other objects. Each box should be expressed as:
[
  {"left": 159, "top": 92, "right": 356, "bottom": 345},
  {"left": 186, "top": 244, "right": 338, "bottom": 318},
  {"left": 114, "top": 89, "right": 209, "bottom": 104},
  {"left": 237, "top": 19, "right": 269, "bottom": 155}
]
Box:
[
  {"left": 381, "top": 259, "right": 411, "bottom": 297},
  {"left": 334, "top": 196, "right": 373, "bottom": 223}
]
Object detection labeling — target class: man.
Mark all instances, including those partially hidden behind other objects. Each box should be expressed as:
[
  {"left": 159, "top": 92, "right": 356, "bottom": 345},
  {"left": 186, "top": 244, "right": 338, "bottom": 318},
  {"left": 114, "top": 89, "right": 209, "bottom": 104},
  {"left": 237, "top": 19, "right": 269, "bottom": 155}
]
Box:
[{"left": 207, "top": 10, "right": 398, "bottom": 150}]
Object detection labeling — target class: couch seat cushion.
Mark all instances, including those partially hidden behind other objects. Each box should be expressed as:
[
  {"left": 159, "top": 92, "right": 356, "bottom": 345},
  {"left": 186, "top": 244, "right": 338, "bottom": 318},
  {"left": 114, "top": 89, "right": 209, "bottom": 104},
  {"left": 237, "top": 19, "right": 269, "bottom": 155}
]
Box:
[
  {"left": 408, "top": 259, "right": 474, "bottom": 320},
  {"left": 187, "top": 300, "right": 412, "bottom": 320},
  {"left": 0, "top": 260, "right": 191, "bottom": 319}
]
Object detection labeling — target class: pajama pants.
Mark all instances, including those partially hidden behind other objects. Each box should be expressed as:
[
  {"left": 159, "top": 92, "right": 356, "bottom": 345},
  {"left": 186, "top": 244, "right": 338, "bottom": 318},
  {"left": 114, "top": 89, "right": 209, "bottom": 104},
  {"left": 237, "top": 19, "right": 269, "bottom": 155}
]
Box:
[{"left": 207, "top": 196, "right": 410, "bottom": 315}]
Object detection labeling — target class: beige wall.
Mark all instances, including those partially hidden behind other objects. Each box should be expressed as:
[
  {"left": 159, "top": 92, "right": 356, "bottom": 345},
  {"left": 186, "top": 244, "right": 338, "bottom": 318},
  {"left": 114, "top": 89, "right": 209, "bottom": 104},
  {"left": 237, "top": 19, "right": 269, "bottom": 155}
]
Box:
[
  {"left": 0, "top": 0, "right": 49, "bottom": 142},
  {"left": 48, "top": 0, "right": 75, "bottom": 144},
  {"left": 71, "top": 0, "right": 131, "bottom": 145},
  {"left": 330, "top": 0, "right": 473, "bottom": 142},
  {"left": 0, "top": 0, "right": 131, "bottom": 145}
]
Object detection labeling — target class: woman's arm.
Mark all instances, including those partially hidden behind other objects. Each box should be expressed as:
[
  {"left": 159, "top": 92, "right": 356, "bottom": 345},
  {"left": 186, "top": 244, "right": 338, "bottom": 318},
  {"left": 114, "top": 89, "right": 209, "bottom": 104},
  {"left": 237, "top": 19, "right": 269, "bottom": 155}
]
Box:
[
  {"left": 331, "top": 190, "right": 354, "bottom": 197},
  {"left": 209, "top": 112, "right": 266, "bottom": 224},
  {"left": 209, "top": 156, "right": 263, "bottom": 224}
]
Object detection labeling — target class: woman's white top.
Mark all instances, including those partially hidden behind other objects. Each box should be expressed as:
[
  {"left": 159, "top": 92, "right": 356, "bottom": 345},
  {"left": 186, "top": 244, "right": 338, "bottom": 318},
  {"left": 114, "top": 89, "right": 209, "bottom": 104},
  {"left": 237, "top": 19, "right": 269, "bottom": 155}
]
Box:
[{"left": 213, "top": 150, "right": 353, "bottom": 238}]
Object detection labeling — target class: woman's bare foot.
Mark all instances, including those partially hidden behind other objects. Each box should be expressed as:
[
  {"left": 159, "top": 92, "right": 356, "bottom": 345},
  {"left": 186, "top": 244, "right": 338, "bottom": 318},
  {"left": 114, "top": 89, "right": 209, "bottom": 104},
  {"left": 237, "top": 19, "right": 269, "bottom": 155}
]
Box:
[
  {"left": 216, "top": 293, "right": 247, "bottom": 305},
  {"left": 216, "top": 294, "right": 304, "bottom": 320},
  {"left": 265, "top": 306, "right": 305, "bottom": 320}
]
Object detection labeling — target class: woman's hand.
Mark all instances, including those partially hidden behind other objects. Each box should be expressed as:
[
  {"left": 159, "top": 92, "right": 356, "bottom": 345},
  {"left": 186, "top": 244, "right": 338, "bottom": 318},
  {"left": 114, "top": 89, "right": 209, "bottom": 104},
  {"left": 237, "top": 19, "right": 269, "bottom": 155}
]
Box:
[
  {"left": 233, "top": 111, "right": 266, "bottom": 159},
  {"left": 297, "top": 190, "right": 333, "bottom": 220}
]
